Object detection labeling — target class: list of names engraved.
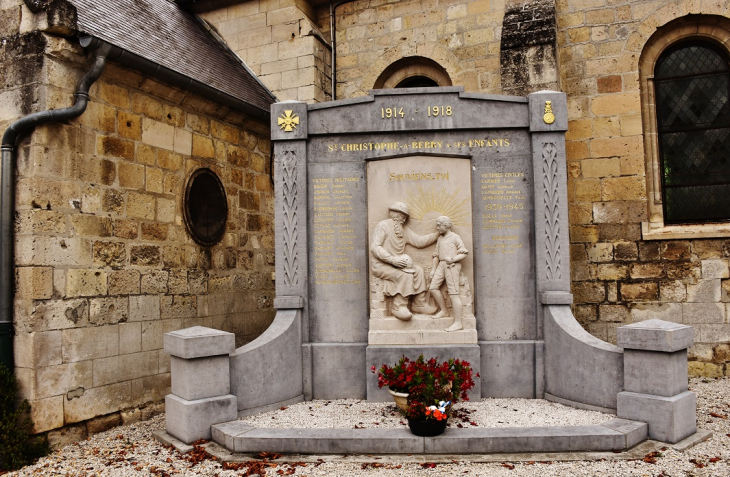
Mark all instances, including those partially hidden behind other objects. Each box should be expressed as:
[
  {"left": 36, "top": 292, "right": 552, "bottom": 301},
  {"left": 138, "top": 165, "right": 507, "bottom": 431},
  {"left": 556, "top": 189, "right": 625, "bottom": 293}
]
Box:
[
  {"left": 480, "top": 171, "right": 529, "bottom": 255},
  {"left": 312, "top": 176, "right": 362, "bottom": 285}
]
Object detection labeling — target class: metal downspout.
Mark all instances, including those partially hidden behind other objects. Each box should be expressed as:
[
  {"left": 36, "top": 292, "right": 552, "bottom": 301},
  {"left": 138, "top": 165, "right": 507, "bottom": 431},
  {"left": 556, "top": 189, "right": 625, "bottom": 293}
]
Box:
[
  {"left": 0, "top": 41, "right": 113, "bottom": 370},
  {"left": 330, "top": 0, "right": 357, "bottom": 101}
]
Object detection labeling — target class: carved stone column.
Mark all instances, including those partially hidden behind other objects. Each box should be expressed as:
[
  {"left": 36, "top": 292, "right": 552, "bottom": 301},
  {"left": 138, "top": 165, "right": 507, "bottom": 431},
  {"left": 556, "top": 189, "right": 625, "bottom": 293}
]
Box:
[
  {"left": 271, "top": 101, "right": 311, "bottom": 398},
  {"left": 529, "top": 91, "right": 569, "bottom": 398}
]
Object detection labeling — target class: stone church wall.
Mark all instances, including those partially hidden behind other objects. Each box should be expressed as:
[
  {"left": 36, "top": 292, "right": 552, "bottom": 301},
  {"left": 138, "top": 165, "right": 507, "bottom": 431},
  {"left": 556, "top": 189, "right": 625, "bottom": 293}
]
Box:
[
  {"left": 315, "top": 0, "right": 505, "bottom": 98},
  {"left": 2, "top": 11, "right": 275, "bottom": 442},
  {"left": 556, "top": 0, "right": 730, "bottom": 377},
  {"left": 200, "top": 0, "right": 332, "bottom": 103}
]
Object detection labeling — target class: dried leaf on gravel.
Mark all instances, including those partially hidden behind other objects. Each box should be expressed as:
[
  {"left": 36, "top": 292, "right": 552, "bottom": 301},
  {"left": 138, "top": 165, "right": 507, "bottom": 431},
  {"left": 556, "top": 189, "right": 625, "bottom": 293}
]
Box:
[
  {"left": 361, "top": 463, "right": 402, "bottom": 469},
  {"left": 420, "top": 462, "right": 437, "bottom": 468},
  {"left": 256, "top": 452, "right": 283, "bottom": 460},
  {"left": 689, "top": 458, "right": 705, "bottom": 468},
  {"left": 222, "top": 460, "right": 277, "bottom": 476},
  {"left": 642, "top": 451, "right": 662, "bottom": 464},
  {"left": 502, "top": 463, "right": 515, "bottom": 469},
  {"left": 183, "top": 445, "right": 216, "bottom": 466},
  {"left": 710, "top": 412, "right": 727, "bottom": 419}
]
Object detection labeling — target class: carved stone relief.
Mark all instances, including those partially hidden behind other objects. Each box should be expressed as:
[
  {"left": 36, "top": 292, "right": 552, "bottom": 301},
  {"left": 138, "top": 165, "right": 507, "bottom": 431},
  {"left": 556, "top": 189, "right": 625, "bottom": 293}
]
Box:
[
  {"left": 542, "top": 142, "right": 562, "bottom": 281},
  {"left": 366, "top": 156, "right": 477, "bottom": 345},
  {"left": 281, "top": 150, "right": 299, "bottom": 286}
]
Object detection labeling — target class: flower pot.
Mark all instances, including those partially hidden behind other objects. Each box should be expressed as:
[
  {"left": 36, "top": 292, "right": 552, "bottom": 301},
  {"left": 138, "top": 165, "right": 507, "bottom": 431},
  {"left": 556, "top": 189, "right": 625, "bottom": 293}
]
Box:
[
  {"left": 407, "top": 417, "right": 447, "bottom": 437},
  {"left": 388, "top": 388, "right": 409, "bottom": 411}
]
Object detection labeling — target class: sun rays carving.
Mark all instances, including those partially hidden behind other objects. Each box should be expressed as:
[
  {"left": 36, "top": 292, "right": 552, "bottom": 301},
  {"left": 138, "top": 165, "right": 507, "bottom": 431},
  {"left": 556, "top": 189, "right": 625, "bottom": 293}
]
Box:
[{"left": 404, "top": 184, "right": 470, "bottom": 226}]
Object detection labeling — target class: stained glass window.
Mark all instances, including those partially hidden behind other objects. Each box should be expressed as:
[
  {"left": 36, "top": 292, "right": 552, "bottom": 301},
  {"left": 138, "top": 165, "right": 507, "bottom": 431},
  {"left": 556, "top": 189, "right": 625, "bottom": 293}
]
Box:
[{"left": 655, "top": 42, "right": 730, "bottom": 223}]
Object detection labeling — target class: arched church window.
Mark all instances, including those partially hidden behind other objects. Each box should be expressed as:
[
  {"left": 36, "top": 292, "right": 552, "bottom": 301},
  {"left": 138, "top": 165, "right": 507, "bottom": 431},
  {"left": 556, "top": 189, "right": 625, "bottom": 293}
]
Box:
[
  {"left": 374, "top": 57, "right": 451, "bottom": 89},
  {"left": 396, "top": 76, "right": 439, "bottom": 88},
  {"left": 654, "top": 42, "right": 730, "bottom": 224}
]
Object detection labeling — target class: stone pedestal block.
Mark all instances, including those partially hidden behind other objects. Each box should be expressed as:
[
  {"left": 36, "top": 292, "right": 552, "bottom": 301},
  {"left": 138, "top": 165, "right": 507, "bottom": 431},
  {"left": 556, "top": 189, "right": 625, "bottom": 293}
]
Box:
[
  {"left": 171, "top": 355, "right": 230, "bottom": 401},
  {"left": 164, "top": 326, "right": 235, "bottom": 359},
  {"left": 617, "top": 319, "right": 693, "bottom": 353},
  {"left": 165, "top": 326, "right": 238, "bottom": 444},
  {"left": 623, "top": 349, "right": 688, "bottom": 397},
  {"left": 617, "top": 391, "right": 696, "bottom": 443},
  {"left": 165, "top": 394, "right": 238, "bottom": 444},
  {"left": 617, "top": 319, "right": 696, "bottom": 443}
]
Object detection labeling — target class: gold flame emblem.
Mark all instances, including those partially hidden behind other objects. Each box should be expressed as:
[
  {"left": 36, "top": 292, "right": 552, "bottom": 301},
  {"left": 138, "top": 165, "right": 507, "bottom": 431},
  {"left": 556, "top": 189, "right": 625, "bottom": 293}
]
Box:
[{"left": 278, "top": 110, "right": 300, "bottom": 132}]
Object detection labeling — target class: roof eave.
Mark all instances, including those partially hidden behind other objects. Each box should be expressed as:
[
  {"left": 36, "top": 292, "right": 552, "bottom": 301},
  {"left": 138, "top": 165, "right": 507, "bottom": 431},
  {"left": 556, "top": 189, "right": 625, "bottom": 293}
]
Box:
[{"left": 81, "top": 35, "right": 271, "bottom": 122}]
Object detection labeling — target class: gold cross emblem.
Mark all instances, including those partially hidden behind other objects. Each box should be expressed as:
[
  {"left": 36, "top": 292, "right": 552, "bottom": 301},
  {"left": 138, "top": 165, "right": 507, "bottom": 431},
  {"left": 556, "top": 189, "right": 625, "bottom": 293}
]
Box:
[{"left": 278, "top": 110, "right": 300, "bottom": 132}]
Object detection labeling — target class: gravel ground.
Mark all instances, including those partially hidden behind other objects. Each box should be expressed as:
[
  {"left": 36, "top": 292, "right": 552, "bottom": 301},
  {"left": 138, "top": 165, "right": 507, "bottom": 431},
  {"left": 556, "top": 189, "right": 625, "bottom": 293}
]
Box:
[
  {"left": 240, "top": 398, "right": 609, "bottom": 429},
  {"left": 5, "top": 377, "right": 730, "bottom": 476}
]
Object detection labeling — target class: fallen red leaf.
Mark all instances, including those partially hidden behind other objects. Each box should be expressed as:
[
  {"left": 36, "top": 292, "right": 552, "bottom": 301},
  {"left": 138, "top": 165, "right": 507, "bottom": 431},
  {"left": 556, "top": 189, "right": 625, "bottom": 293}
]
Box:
[
  {"left": 502, "top": 463, "right": 515, "bottom": 469},
  {"left": 642, "top": 451, "right": 662, "bottom": 464},
  {"left": 256, "top": 452, "right": 283, "bottom": 460},
  {"left": 689, "top": 458, "right": 705, "bottom": 468},
  {"left": 710, "top": 412, "right": 727, "bottom": 419}
]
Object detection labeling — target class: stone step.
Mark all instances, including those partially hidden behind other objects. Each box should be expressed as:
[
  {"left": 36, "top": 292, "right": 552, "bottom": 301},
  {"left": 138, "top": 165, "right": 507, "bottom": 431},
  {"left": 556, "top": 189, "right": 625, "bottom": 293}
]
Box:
[
  {"left": 211, "top": 418, "right": 648, "bottom": 454},
  {"left": 369, "top": 314, "right": 477, "bottom": 331},
  {"left": 368, "top": 329, "right": 478, "bottom": 345}
]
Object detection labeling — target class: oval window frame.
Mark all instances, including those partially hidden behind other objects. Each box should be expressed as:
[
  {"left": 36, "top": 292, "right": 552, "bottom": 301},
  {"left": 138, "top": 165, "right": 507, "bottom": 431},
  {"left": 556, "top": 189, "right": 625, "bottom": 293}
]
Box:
[{"left": 183, "top": 168, "right": 228, "bottom": 246}]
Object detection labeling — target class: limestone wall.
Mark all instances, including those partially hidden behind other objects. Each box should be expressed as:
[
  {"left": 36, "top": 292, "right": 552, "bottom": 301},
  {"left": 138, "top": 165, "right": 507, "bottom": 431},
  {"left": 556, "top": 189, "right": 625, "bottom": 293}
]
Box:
[
  {"left": 200, "top": 0, "right": 331, "bottom": 103},
  {"left": 2, "top": 19, "right": 275, "bottom": 441},
  {"left": 314, "top": 0, "right": 504, "bottom": 98},
  {"left": 557, "top": 0, "right": 730, "bottom": 377}
]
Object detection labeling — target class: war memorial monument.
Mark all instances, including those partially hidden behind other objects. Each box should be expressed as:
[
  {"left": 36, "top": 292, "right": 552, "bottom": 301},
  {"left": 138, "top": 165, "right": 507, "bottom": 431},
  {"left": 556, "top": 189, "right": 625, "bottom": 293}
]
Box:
[{"left": 161, "top": 88, "right": 700, "bottom": 454}]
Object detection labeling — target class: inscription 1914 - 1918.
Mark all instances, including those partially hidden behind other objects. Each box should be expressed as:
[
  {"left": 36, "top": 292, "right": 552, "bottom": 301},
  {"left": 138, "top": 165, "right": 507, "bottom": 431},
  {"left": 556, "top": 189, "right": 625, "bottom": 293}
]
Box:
[{"left": 312, "top": 177, "right": 362, "bottom": 286}]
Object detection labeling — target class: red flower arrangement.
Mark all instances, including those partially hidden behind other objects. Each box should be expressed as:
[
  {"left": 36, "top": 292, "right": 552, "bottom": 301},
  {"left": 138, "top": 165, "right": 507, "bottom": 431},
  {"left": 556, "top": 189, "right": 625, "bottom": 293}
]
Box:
[{"left": 372, "top": 355, "right": 478, "bottom": 421}]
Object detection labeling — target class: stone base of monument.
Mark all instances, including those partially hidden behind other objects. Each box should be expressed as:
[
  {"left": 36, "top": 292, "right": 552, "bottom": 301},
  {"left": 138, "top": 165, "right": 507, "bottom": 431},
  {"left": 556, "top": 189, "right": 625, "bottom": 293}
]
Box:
[
  {"left": 365, "top": 344, "right": 482, "bottom": 401},
  {"left": 207, "top": 417, "right": 649, "bottom": 454},
  {"left": 368, "top": 314, "right": 477, "bottom": 345},
  {"left": 166, "top": 394, "right": 238, "bottom": 443},
  {"left": 616, "top": 320, "right": 698, "bottom": 443}
]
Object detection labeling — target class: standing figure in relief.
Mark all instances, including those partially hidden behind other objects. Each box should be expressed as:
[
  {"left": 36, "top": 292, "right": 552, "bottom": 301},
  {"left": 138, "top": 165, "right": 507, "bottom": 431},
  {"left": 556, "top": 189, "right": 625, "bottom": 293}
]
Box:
[
  {"left": 370, "top": 202, "right": 439, "bottom": 320},
  {"left": 429, "top": 216, "right": 469, "bottom": 332}
]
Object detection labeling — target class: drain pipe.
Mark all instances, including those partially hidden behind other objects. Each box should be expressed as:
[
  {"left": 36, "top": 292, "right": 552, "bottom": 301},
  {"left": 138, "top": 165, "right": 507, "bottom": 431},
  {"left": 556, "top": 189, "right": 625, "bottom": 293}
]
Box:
[
  {"left": 329, "top": 0, "right": 357, "bottom": 100},
  {"left": 0, "top": 39, "right": 113, "bottom": 371}
]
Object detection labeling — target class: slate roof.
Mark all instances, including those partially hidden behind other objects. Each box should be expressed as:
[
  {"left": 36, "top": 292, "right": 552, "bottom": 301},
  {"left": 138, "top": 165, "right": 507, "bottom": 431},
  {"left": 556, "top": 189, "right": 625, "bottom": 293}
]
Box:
[{"left": 69, "top": 0, "right": 276, "bottom": 114}]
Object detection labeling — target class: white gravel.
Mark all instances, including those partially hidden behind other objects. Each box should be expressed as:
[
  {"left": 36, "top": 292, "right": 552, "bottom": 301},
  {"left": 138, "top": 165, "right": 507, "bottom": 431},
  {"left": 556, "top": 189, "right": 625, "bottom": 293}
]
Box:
[
  {"left": 5, "top": 377, "right": 730, "bottom": 476},
  {"left": 240, "top": 398, "right": 610, "bottom": 429}
]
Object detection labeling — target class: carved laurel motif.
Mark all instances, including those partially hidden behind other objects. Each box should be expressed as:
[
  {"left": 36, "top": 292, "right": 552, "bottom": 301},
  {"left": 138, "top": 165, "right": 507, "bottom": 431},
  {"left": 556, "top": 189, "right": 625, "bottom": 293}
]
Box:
[
  {"left": 542, "top": 142, "right": 561, "bottom": 280},
  {"left": 281, "top": 150, "right": 299, "bottom": 286}
]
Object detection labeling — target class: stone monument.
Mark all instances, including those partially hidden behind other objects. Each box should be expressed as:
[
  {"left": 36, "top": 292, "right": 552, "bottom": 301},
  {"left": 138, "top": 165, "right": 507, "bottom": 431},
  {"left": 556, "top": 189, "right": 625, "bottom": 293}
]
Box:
[
  {"left": 163, "top": 88, "right": 698, "bottom": 449},
  {"left": 262, "top": 87, "right": 571, "bottom": 402}
]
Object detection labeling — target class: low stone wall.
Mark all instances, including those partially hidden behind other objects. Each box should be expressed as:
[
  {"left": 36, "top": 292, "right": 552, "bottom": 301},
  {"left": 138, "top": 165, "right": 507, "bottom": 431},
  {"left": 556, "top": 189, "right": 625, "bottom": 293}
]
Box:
[{"left": 544, "top": 305, "right": 623, "bottom": 411}]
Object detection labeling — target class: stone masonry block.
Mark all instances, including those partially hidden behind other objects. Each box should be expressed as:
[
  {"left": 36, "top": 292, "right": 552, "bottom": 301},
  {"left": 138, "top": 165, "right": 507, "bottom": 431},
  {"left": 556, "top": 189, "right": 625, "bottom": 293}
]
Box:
[
  {"left": 683, "top": 303, "right": 725, "bottom": 323},
  {"left": 165, "top": 393, "right": 237, "bottom": 443},
  {"left": 65, "top": 269, "right": 107, "bottom": 297},
  {"left": 164, "top": 326, "right": 235, "bottom": 359},
  {"left": 623, "top": 349, "right": 688, "bottom": 397},
  {"left": 171, "top": 355, "right": 230, "bottom": 401},
  {"left": 701, "top": 259, "right": 729, "bottom": 279},
  {"left": 142, "top": 118, "right": 174, "bottom": 150},
  {"left": 617, "top": 391, "right": 696, "bottom": 443},
  {"left": 16, "top": 267, "right": 53, "bottom": 299},
  {"left": 687, "top": 279, "right": 721, "bottom": 303},
  {"left": 617, "top": 319, "right": 693, "bottom": 352}
]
